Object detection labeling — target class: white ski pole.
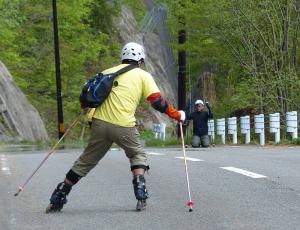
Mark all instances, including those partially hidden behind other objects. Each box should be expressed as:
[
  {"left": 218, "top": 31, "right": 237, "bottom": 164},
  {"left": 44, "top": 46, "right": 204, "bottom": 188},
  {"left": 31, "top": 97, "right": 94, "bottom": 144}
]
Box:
[
  {"left": 14, "top": 110, "right": 86, "bottom": 197},
  {"left": 179, "top": 122, "right": 194, "bottom": 212}
]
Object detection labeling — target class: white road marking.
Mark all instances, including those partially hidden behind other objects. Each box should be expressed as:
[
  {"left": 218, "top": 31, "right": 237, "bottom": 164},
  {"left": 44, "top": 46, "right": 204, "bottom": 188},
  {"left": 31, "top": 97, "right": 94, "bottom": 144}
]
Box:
[
  {"left": 220, "top": 167, "right": 267, "bottom": 179},
  {"left": 0, "top": 155, "right": 11, "bottom": 175},
  {"left": 147, "top": 152, "right": 166, "bottom": 156},
  {"left": 175, "top": 157, "right": 204, "bottom": 162}
]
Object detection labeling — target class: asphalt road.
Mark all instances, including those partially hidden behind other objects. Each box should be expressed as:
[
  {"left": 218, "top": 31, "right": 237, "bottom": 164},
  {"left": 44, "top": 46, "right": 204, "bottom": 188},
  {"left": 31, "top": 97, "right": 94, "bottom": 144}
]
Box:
[{"left": 0, "top": 145, "right": 300, "bottom": 230}]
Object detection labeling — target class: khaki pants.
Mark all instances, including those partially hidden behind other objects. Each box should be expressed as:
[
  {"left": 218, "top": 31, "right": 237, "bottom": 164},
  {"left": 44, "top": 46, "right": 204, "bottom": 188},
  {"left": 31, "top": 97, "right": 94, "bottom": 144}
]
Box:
[
  {"left": 71, "top": 118, "right": 147, "bottom": 177},
  {"left": 192, "top": 135, "right": 210, "bottom": 148}
]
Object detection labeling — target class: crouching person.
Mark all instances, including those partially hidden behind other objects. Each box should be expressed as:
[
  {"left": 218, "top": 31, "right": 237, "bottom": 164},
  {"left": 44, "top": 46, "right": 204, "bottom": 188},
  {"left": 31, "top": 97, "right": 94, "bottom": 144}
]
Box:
[{"left": 186, "top": 99, "right": 213, "bottom": 148}]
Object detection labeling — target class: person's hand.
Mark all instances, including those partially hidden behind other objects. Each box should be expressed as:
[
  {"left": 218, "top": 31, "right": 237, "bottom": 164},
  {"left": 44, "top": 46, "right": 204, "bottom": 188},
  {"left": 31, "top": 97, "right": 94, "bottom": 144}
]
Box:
[{"left": 178, "top": 110, "right": 186, "bottom": 122}]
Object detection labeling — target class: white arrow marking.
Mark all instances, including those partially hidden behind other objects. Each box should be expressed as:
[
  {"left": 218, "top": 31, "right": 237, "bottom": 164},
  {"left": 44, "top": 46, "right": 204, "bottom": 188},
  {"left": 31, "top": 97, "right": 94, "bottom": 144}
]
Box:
[
  {"left": 220, "top": 167, "right": 267, "bottom": 179},
  {"left": 175, "top": 157, "right": 204, "bottom": 162},
  {"left": 147, "top": 152, "right": 166, "bottom": 156}
]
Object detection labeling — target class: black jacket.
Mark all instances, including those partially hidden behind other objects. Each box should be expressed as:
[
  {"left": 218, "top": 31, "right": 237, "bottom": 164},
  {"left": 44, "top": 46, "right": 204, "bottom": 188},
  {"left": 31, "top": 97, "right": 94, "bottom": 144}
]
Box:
[{"left": 186, "top": 105, "right": 213, "bottom": 136}]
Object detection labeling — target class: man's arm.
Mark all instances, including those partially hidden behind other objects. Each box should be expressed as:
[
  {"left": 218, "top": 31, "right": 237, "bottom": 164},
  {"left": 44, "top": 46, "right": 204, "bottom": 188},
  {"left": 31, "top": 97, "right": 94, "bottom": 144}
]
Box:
[
  {"left": 147, "top": 92, "right": 184, "bottom": 121},
  {"left": 206, "top": 102, "right": 213, "bottom": 118}
]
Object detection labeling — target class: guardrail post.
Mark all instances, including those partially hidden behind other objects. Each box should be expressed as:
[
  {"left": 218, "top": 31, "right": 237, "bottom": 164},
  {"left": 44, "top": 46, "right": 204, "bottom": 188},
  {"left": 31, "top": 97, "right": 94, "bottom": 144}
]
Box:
[
  {"left": 217, "top": 118, "right": 226, "bottom": 144},
  {"left": 269, "top": 113, "right": 280, "bottom": 143},
  {"left": 254, "top": 114, "right": 265, "bottom": 146},
  {"left": 227, "top": 117, "right": 237, "bottom": 144},
  {"left": 286, "top": 111, "right": 298, "bottom": 139},
  {"left": 159, "top": 123, "right": 166, "bottom": 141},
  {"left": 240, "top": 116, "right": 250, "bottom": 144},
  {"left": 208, "top": 119, "right": 215, "bottom": 142}
]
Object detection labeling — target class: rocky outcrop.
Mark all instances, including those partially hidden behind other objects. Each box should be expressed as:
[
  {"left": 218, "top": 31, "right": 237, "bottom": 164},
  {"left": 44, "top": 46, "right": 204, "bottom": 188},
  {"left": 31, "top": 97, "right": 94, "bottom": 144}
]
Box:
[
  {"left": 117, "top": 5, "right": 177, "bottom": 127},
  {"left": 0, "top": 61, "right": 49, "bottom": 141}
]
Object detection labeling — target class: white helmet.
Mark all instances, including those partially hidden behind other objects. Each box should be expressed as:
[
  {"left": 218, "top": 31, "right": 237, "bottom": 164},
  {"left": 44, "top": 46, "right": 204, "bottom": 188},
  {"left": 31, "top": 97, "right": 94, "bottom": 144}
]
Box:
[
  {"left": 121, "top": 42, "right": 145, "bottom": 62},
  {"left": 195, "top": 99, "right": 204, "bottom": 105}
]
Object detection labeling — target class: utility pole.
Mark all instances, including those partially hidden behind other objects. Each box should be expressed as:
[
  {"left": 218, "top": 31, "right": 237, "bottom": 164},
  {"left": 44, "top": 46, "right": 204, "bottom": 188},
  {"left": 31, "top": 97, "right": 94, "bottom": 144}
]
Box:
[
  {"left": 52, "top": 0, "right": 64, "bottom": 139},
  {"left": 178, "top": 30, "right": 186, "bottom": 111},
  {"left": 177, "top": 1, "right": 186, "bottom": 137}
]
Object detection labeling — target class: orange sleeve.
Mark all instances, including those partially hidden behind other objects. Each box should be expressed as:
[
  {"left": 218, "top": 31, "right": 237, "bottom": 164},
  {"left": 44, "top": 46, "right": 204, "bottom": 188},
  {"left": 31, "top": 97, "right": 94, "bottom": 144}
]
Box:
[
  {"left": 165, "top": 105, "right": 181, "bottom": 121},
  {"left": 147, "top": 92, "right": 161, "bottom": 103},
  {"left": 147, "top": 92, "right": 180, "bottom": 121}
]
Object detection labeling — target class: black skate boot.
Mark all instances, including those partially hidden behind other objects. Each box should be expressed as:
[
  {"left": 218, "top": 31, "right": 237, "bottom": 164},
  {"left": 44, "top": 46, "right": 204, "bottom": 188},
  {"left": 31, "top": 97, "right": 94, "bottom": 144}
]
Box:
[
  {"left": 133, "top": 175, "right": 149, "bottom": 211},
  {"left": 45, "top": 182, "right": 72, "bottom": 213}
]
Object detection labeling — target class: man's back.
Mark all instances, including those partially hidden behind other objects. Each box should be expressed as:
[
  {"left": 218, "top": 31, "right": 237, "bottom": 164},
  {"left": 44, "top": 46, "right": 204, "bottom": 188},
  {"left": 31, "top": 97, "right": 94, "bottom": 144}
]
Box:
[{"left": 93, "top": 64, "right": 159, "bottom": 127}]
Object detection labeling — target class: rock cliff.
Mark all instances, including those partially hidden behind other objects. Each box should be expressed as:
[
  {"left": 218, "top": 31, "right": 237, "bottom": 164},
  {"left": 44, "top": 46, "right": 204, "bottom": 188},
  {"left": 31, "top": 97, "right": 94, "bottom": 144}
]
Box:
[
  {"left": 117, "top": 4, "right": 177, "bottom": 128},
  {"left": 0, "top": 61, "right": 49, "bottom": 141}
]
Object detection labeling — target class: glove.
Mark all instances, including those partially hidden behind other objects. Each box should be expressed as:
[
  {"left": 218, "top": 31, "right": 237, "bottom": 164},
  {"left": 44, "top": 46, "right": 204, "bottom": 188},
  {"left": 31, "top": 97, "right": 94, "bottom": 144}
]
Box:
[{"left": 178, "top": 110, "right": 186, "bottom": 122}]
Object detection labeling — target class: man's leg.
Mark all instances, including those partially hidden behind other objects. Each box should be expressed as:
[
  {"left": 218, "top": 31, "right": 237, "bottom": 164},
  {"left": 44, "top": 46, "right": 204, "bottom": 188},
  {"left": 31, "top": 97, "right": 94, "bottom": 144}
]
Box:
[
  {"left": 111, "top": 126, "right": 149, "bottom": 210},
  {"left": 192, "top": 135, "right": 201, "bottom": 148},
  {"left": 46, "top": 119, "right": 113, "bottom": 213},
  {"left": 200, "top": 135, "right": 210, "bottom": 148}
]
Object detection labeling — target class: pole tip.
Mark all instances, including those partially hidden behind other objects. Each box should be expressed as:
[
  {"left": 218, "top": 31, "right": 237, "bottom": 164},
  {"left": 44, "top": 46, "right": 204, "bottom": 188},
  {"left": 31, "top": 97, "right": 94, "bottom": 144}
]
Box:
[
  {"left": 187, "top": 201, "right": 194, "bottom": 212},
  {"left": 14, "top": 186, "right": 23, "bottom": 197}
]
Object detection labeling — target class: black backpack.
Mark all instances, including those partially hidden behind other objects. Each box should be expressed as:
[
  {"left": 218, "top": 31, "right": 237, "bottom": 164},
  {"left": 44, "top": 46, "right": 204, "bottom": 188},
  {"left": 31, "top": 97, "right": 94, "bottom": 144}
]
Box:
[{"left": 79, "top": 65, "right": 137, "bottom": 108}]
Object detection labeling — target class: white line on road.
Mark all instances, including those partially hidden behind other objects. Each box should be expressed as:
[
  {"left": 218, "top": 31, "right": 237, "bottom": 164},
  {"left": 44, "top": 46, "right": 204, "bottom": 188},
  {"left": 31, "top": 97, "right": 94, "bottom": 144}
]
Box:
[
  {"left": 0, "top": 155, "right": 11, "bottom": 175},
  {"left": 220, "top": 167, "right": 267, "bottom": 179},
  {"left": 175, "top": 157, "right": 204, "bottom": 162},
  {"left": 147, "top": 152, "right": 166, "bottom": 156}
]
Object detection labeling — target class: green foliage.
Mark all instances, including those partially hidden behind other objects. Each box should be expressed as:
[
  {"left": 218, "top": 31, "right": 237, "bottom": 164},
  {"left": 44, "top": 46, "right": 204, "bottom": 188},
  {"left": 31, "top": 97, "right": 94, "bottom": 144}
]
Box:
[
  {"left": 0, "top": 0, "right": 123, "bottom": 140},
  {"left": 146, "top": 137, "right": 181, "bottom": 147},
  {"left": 278, "top": 139, "right": 292, "bottom": 145},
  {"left": 139, "top": 127, "right": 182, "bottom": 147},
  {"left": 163, "top": 0, "right": 300, "bottom": 117},
  {"left": 1, "top": 0, "right": 299, "bottom": 142},
  {"left": 0, "top": 0, "right": 24, "bottom": 66},
  {"left": 140, "top": 129, "right": 154, "bottom": 140},
  {"left": 291, "top": 138, "right": 300, "bottom": 145}
]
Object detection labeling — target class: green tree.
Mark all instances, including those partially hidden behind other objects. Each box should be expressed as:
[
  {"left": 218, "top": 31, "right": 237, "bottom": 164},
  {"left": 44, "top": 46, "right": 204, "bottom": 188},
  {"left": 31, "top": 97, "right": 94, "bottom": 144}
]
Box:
[
  {"left": 0, "top": 0, "right": 121, "bottom": 139},
  {"left": 163, "top": 0, "right": 300, "bottom": 116}
]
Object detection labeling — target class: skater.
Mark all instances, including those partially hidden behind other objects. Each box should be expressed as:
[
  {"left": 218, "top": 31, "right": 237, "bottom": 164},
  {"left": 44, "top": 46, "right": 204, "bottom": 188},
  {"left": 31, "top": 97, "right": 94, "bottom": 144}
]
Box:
[
  {"left": 186, "top": 99, "right": 213, "bottom": 148},
  {"left": 46, "top": 42, "right": 185, "bottom": 213}
]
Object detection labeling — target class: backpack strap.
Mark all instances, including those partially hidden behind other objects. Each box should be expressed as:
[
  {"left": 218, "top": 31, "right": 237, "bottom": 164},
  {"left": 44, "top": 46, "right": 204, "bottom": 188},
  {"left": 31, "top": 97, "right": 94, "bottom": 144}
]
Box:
[{"left": 113, "top": 64, "right": 137, "bottom": 76}]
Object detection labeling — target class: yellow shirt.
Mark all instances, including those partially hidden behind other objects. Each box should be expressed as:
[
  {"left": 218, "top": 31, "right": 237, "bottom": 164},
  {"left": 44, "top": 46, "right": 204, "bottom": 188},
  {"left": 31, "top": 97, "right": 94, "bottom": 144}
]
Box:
[{"left": 93, "top": 64, "right": 160, "bottom": 127}]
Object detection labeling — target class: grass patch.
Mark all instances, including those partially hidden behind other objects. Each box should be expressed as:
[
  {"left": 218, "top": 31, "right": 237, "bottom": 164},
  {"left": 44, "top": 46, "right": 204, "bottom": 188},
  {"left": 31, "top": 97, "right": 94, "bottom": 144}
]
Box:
[
  {"left": 145, "top": 137, "right": 181, "bottom": 147},
  {"left": 291, "top": 138, "right": 300, "bottom": 145}
]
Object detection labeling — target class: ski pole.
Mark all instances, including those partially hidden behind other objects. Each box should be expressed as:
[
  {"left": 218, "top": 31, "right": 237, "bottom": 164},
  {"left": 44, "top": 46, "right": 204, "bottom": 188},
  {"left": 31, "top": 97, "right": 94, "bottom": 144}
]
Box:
[
  {"left": 179, "top": 121, "right": 194, "bottom": 212},
  {"left": 14, "top": 110, "right": 86, "bottom": 197}
]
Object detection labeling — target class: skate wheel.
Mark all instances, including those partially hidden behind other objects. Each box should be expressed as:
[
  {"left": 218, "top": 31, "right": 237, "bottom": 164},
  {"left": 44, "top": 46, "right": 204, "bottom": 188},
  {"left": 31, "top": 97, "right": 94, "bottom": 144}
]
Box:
[
  {"left": 45, "top": 204, "right": 53, "bottom": 214},
  {"left": 136, "top": 200, "right": 147, "bottom": 211},
  {"left": 45, "top": 204, "right": 61, "bottom": 214}
]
